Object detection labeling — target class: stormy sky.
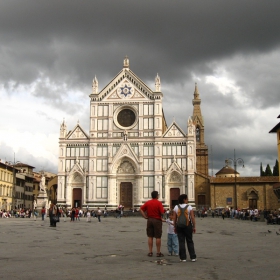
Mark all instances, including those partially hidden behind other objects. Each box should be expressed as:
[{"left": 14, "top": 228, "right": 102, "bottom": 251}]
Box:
[{"left": 0, "top": 0, "right": 279, "bottom": 176}]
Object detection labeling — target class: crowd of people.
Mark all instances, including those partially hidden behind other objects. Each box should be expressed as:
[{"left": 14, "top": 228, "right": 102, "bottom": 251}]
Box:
[
  {"left": 208, "top": 207, "right": 280, "bottom": 224},
  {"left": 0, "top": 208, "right": 35, "bottom": 218}
]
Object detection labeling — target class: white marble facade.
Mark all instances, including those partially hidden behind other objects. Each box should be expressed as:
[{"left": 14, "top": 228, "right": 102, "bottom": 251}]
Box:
[{"left": 57, "top": 57, "right": 196, "bottom": 209}]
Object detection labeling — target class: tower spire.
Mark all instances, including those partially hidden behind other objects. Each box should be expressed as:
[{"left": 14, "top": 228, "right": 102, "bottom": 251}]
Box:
[
  {"left": 92, "top": 76, "right": 98, "bottom": 94},
  {"left": 155, "top": 73, "right": 161, "bottom": 92},
  {"left": 60, "top": 119, "right": 67, "bottom": 138},
  {"left": 192, "top": 82, "right": 208, "bottom": 176},
  {"left": 194, "top": 82, "right": 200, "bottom": 99},
  {"left": 192, "top": 83, "right": 202, "bottom": 120}
]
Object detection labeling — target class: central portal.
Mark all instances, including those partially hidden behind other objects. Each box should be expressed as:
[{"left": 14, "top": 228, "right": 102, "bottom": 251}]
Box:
[{"left": 120, "top": 182, "right": 132, "bottom": 209}]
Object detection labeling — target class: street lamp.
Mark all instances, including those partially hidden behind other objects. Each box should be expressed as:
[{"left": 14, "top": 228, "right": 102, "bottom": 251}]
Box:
[{"left": 227, "top": 149, "right": 245, "bottom": 209}]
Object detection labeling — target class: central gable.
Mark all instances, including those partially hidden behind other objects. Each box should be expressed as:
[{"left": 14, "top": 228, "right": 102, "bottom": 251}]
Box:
[
  {"left": 96, "top": 69, "right": 155, "bottom": 102},
  {"left": 105, "top": 78, "right": 148, "bottom": 101}
]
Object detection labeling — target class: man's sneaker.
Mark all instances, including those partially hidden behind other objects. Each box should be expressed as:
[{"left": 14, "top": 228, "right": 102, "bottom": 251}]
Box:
[
  {"left": 174, "top": 253, "right": 179, "bottom": 256},
  {"left": 191, "top": 259, "right": 196, "bottom": 262},
  {"left": 180, "top": 259, "right": 187, "bottom": 262},
  {"left": 168, "top": 253, "right": 172, "bottom": 256}
]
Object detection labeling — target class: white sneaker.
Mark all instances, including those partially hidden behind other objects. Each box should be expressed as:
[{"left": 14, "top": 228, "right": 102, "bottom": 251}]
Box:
[
  {"left": 191, "top": 259, "right": 196, "bottom": 262},
  {"left": 180, "top": 259, "right": 187, "bottom": 262},
  {"left": 168, "top": 253, "right": 172, "bottom": 256}
]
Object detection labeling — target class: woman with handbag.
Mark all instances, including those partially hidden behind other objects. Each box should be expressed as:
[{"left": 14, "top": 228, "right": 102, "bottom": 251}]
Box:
[{"left": 49, "top": 203, "right": 58, "bottom": 227}]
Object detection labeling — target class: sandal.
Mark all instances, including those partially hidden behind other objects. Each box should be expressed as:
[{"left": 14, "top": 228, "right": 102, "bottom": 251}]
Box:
[
  {"left": 147, "top": 252, "right": 153, "bottom": 257},
  {"left": 156, "top": 252, "right": 164, "bottom": 257}
]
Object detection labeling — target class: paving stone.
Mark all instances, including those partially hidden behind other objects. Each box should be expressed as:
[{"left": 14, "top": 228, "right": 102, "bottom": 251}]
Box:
[{"left": 0, "top": 216, "right": 279, "bottom": 280}]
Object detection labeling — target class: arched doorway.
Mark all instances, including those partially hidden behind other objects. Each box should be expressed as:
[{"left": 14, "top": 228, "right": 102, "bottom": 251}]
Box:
[
  {"left": 248, "top": 192, "right": 258, "bottom": 209},
  {"left": 120, "top": 182, "right": 132, "bottom": 209},
  {"left": 116, "top": 160, "right": 135, "bottom": 209},
  {"left": 247, "top": 188, "right": 258, "bottom": 209},
  {"left": 73, "top": 188, "right": 82, "bottom": 208},
  {"left": 170, "top": 188, "right": 180, "bottom": 209}
]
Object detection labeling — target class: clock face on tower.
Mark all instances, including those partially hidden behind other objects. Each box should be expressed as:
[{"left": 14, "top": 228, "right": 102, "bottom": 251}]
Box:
[{"left": 114, "top": 106, "right": 138, "bottom": 130}]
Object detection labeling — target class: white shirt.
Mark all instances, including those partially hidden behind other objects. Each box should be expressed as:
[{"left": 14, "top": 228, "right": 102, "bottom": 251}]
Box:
[
  {"left": 166, "top": 218, "right": 176, "bottom": 234},
  {"left": 173, "top": 203, "right": 193, "bottom": 215}
]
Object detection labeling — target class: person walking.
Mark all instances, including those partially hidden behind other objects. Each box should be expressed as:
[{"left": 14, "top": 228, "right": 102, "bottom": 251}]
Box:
[
  {"left": 97, "top": 207, "right": 102, "bottom": 222},
  {"left": 49, "top": 203, "right": 58, "bottom": 227},
  {"left": 33, "top": 207, "right": 38, "bottom": 221},
  {"left": 173, "top": 194, "right": 196, "bottom": 262},
  {"left": 140, "top": 190, "right": 165, "bottom": 257},
  {"left": 41, "top": 207, "right": 46, "bottom": 221},
  {"left": 86, "top": 210, "right": 91, "bottom": 222},
  {"left": 71, "top": 207, "right": 75, "bottom": 222}
]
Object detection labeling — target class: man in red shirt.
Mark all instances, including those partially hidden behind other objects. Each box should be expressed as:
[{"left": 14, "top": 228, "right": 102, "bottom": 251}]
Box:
[{"left": 140, "top": 191, "right": 165, "bottom": 257}]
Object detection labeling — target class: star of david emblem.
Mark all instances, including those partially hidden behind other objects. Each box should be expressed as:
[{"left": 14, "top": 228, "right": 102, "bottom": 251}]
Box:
[{"left": 120, "top": 84, "right": 132, "bottom": 97}]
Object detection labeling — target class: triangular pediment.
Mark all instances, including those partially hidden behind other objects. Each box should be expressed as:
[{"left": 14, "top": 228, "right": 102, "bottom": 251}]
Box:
[
  {"left": 94, "top": 69, "right": 155, "bottom": 102},
  {"left": 192, "top": 115, "right": 203, "bottom": 127},
  {"left": 166, "top": 159, "right": 183, "bottom": 174},
  {"left": 68, "top": 161, "right": 86, "bottom": 183},
  {"left": 166, "top": 160, "right": 183, "bottom": 183},
  {"left": 112, "top": 143, "right": 139, "bottom": 165},
  {"left": 163, "top": 122, "right": 185, "bottom": 138},
  {"left": 67, "top": 124, "right": 89, "bottom": 140}
]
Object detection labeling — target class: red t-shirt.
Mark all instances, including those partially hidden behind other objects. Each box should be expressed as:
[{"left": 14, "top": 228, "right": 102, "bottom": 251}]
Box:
[{"left": 140, "top": 199, "right": 164, "bottom": 220}]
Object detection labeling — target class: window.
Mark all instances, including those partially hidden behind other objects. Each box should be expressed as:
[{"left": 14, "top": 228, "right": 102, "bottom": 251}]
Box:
[
  {"left": 143, "top": 118, "right": 154, "bottom": 129},
  {"left": 196, "top": 127, "right": 200, "bottom": 142},
  {"left": 97, "top": 146, "right": 108, "bottom": 157},
  {"left": 96, "top": 177, "right": 107, "bottom": 198},
  {"left": 117, "top": 108, "right": 136, "bottom": 127},
  {"left": 143, "top": 145, "right": 154, "bottom": 156},
  {"left": 96, "top": 159, "right": 108, "bottom": 171},
  {"left": 97, "top": 119, "right": 108, "bottom": 130},
  {"left": 163, "top": 144, "right": 186, "bottom": 156},
  {"left": 143, "top": 176, "right": 154, "bottom": 198},
  {"left": 98, "top": 105, "right": 109, "bottom": 116},
  {"left": 143, "top": 104, "right": 154, "bottom": 115},
  {"left": 143, "top": 159, "right": 154, "bottom": 171}
]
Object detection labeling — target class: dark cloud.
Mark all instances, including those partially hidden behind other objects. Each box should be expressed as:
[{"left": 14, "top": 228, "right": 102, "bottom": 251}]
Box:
[{"left": 0, "top": 0, "right": 279, "bottom": 175}]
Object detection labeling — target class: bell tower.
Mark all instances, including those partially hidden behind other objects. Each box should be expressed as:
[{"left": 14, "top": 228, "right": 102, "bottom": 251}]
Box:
[
  {"left": 192, "top": 83, "right": 209, "bottom": 208},
  {"left": 192, "top": 83, "right": 208, "bottom": 175}
]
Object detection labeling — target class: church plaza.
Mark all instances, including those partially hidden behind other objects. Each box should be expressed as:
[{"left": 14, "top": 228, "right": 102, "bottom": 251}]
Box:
[{"left": 0, "top": 216, "right": 278, "bottom": 280}]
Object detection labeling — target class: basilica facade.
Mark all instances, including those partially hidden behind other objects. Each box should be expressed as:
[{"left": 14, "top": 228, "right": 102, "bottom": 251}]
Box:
[{"left": 57, "top": 57, "right": 208, "bottom": 210}]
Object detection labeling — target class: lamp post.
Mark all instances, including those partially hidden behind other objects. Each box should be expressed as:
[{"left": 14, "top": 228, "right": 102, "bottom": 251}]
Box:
[{"left": 227, "top": 149, "right": 245, "bottom": 210}]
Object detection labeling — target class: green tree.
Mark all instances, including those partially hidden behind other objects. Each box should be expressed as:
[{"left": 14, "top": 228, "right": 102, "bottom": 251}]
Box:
[
  {"left": 260, "top": 162, "right": 265, "bottom": 176},
  {"left": 265, "top": 164, "right": 273, "bottom": 176},
  {"left": 273, "top": 159, "right": 279, "bottom": 176}
]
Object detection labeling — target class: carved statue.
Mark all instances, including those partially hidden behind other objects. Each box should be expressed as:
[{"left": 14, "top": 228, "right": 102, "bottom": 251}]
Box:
[
  {"left": 123, "top": 130, "right": 128, "bottom": 141},
  {"left": 40, "top": 175, "right": 46, "bottom": 193}
]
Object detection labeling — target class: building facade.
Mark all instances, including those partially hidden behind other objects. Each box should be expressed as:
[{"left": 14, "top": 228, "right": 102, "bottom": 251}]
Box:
[
  {"left": 57, "top": 57, "right": 199, "bottom": 210},
  {"left": 269, "top": 114, "right": 280, "bottom": 201},
  {"left": 13, "top": 163, "right": 34, "bottom": 209},
  {"left": 210, "top": 161, "right": 279, "bottom": 210},
  {"left": 0, "top": 162, "right": 13, "bottom": 210}
]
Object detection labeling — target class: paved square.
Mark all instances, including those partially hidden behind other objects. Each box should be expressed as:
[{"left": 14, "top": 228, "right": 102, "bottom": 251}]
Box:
[{"left": 0, "top": 216, "right": 279, "bottom": 280}]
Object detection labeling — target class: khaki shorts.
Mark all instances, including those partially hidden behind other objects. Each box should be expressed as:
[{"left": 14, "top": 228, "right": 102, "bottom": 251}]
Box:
[{"left": 146, "top": 218, "right": 162, "bottom": 238}]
